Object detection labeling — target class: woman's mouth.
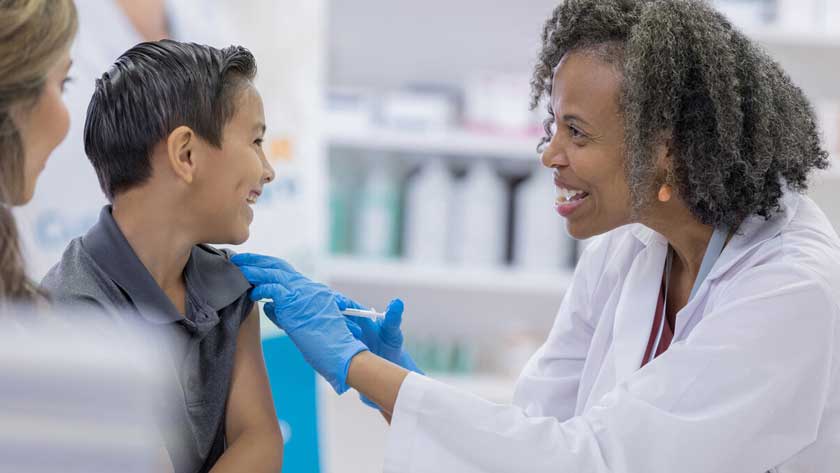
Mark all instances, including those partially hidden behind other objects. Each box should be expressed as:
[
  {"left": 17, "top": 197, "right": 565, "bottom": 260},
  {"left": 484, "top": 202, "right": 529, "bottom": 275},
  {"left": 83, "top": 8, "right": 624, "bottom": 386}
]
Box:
[{"left": 555, "top": 185, "right": 590, "bottom": 217}]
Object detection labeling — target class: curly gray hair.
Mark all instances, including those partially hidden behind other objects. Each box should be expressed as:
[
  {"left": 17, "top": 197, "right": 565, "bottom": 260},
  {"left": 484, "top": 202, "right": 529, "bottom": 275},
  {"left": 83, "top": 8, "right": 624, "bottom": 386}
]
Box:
[{"left": 531, "top": 0, "right": 829, "bottom": 229}]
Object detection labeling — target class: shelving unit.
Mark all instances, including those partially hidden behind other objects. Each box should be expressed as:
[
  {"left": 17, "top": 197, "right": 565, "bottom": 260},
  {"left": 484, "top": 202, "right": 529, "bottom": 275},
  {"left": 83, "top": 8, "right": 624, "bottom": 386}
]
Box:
[
  {"left": 325, "top": 256, "right": 573, "bottom": 297},
  {"left": 326, "top": 125, "right": 541, "bottom": 161},
  {"left": 323, "top": 257, "right": 570, "bottom": 340}
]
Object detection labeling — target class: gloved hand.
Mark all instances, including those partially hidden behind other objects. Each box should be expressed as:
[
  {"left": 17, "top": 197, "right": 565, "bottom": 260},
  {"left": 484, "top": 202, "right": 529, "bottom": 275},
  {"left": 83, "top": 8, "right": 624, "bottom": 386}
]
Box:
[
  {"left": 336, "top": 295, "right": 424, "bottom": 409},
  {"left": 231, "top": 253, "right": 367, "bottom": 394}
]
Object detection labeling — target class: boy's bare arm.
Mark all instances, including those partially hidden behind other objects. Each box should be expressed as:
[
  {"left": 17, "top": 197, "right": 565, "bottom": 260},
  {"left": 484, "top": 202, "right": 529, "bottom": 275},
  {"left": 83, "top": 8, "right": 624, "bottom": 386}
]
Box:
[{"left": 210, "top": 305, "right": 283, "bottom": 472}]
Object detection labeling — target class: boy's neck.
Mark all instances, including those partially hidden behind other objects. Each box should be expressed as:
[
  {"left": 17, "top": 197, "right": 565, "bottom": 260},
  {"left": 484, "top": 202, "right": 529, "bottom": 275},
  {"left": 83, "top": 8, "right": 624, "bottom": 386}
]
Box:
[{"left": 111, "top": 191, "right": 194, "bottom": 314}]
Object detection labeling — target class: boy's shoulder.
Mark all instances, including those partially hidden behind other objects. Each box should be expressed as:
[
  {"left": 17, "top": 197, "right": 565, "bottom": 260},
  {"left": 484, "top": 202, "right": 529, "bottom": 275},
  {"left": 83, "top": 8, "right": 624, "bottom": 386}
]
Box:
[
  {"left": 40, "top": 237, "right": 124, "bottom": 313},
  {"left": 188, "top": 244, "right": 252, "bottom": 309}
]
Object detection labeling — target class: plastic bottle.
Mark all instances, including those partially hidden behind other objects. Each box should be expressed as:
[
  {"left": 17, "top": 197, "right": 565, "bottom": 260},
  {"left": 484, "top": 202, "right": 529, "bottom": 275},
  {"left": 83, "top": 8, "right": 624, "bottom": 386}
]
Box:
[
  {"left": 449, "top": 161, "right": 508, "bottom": 267},
  {"left": 328, "top": 158, "right": 357, "bottom": 255},
  {"left": 404, "top": 158, "right": 452, "bottom": 264},
  {"left": 354, "top": 158, "right": 401, "bottom": 258},
  {"left": 513, "top": 170, "right": 576, "bottom": 270}
]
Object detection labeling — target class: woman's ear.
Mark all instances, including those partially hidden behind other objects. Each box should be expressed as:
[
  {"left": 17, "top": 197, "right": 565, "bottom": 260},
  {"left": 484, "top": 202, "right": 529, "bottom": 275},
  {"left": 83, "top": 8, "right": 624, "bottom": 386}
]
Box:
[{"left": 166, "top": 126, "right": 196, "bottom": 184}]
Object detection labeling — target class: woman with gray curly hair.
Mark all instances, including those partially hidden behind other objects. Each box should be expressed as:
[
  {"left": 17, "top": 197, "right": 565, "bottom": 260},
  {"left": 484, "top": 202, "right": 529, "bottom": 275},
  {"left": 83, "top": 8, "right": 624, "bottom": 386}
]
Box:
[{"left": 237, "top": 1, "right": 840, "bottom": 471}]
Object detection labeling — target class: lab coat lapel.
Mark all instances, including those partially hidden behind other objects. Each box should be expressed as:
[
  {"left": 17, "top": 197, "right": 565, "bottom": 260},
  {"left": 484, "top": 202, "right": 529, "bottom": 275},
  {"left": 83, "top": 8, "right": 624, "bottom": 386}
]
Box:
[{"left": 612, "top": 238, "right": 668, "bottom": 383}]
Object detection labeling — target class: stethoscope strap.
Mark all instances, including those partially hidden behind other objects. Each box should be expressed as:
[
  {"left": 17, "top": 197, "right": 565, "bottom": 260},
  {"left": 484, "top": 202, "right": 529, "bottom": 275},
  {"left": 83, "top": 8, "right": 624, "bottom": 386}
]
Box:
[
  {"left": 689, "top": 226, "right": 729, "bottom": 301},
  {"left": 648, "top": 226, "right": 728, "bottom": 365}
]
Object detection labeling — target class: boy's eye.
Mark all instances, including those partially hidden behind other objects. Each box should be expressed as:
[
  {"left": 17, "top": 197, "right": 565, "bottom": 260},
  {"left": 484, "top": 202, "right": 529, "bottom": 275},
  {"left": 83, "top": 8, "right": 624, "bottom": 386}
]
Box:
[
  {"left": 61, "top": 77, "right": 73, "bottom": 93},
  {"left": 254, "top": 138, "right": 264, "bottom": 147}
]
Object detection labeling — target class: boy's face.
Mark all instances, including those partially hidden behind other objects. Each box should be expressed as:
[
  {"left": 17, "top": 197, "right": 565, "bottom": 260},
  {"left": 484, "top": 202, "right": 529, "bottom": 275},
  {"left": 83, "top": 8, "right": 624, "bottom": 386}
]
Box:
[{"left": 191, "top": 83, "right": 275, "bottom": 244}]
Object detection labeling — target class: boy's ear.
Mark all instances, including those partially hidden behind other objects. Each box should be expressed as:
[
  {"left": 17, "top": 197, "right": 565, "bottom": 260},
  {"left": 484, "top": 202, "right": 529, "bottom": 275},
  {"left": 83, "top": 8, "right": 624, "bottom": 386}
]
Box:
[{"left": 166, "top": 126, "right": 197, "bottom": 184}]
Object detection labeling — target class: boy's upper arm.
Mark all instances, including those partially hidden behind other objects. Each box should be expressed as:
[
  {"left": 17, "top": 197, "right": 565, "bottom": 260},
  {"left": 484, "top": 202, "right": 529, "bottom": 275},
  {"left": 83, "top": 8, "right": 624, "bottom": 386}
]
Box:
[{"left": 225, "top": 305, "right": 280, "bottom": 443}]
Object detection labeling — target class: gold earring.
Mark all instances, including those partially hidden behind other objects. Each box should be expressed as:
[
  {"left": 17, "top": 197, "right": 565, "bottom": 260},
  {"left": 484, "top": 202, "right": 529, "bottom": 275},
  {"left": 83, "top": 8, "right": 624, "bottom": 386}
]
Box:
[{"left": 658, "top": 184, "right": 672, "bottom": 203}]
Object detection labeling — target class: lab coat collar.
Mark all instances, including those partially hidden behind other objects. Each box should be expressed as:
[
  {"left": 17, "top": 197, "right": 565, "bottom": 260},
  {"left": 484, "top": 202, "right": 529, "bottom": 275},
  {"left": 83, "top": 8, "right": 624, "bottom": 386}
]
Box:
[
  {"left": 714, "top": 190, "right": 800, "bottom": 278},
  {"left": 627, "top": 189, "right": 801, "bottom": 283},
  {"left": 81, "top": 206, "right": 250, "bottom": 324}
]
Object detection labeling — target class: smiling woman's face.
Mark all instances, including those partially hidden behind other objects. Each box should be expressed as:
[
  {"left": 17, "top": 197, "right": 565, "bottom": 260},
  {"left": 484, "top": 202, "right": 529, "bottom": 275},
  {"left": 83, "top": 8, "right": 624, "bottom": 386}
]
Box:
[{"left": 541, "top": 51, "right": 633, "bottom": 240}]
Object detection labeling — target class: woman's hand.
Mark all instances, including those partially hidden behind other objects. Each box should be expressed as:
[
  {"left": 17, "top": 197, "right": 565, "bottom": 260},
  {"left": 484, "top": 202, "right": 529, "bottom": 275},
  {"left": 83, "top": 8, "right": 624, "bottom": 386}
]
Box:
[
  {"left": 338, "top": 297, "right": 424, "bottom": 409},
  {"left": 232, "top": 253, "right": 367, "bottom": 394}
]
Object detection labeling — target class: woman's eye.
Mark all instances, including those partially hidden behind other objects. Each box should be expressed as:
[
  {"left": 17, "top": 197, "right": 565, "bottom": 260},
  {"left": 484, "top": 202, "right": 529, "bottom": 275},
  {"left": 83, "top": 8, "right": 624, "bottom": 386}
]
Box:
[
  {"left": 567, "top": 125, "right": 587, "bottom": 141},
  {"left": 61, "top": 77, "right": 73, "bottom": 93},
  {"left": 254, "top": 138, "right": 264, "bottom": 147}
]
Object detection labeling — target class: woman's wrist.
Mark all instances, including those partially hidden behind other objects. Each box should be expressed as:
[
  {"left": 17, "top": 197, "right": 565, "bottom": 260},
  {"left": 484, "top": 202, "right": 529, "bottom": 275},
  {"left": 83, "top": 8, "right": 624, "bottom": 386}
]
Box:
[{"left": 347, "top": 351, "right": 410, "bottom": 415}]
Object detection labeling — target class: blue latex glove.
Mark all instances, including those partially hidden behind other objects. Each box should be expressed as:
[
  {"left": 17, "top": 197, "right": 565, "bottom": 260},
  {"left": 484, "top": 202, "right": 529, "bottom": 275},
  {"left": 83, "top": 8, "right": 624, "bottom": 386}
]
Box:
[
  {"left": 337, "top": 296, "right": 424, "bottom": 409},
  {"left": 232, "top": 253, "right": 367, "bottom": 394}
]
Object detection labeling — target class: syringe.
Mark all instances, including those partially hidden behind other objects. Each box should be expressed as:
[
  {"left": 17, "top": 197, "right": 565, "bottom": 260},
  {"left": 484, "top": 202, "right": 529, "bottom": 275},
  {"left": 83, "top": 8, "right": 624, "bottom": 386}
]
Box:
[{"left": 257, "top": 299, "right": 385, "bottom": 320}]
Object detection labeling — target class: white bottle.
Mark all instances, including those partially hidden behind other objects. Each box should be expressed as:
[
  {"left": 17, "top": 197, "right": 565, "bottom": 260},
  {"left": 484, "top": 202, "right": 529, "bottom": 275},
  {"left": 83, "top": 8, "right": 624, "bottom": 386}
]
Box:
[
  {"left": 513, "top": 170, "right": 576, "bottom": 270},
  {"left": 825, "top": 0, "right": 840, "bottom": 35},
  {"left": 449, "top": 161, "right": 508, "bottom": 267},
  {"left": 404, "top": 158, "right": 452, "bottom": 264},
  {"left": 354, "top": 160, "right": 400, "bottom": 259}
]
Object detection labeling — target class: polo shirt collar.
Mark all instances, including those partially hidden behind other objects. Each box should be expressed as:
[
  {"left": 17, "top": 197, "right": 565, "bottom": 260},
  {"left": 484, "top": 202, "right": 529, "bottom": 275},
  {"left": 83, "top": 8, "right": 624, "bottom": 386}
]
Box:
[
  {"left": 186, "top": 244, "right": 252, "bottom": 311},
  {"left": 81, "top": 206, "right": 250, "bottom": 324}
]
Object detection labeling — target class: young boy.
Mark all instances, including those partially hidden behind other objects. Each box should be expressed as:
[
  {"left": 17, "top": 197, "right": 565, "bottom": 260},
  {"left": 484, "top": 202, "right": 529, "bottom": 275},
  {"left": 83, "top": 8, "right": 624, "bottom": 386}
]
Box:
[{"left": 42, "top": 40, "right": 283, "bottom": 473}]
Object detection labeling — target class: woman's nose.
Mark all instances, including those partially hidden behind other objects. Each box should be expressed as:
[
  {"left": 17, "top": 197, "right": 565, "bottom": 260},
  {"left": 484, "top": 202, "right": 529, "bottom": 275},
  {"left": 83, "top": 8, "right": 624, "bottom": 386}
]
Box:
[{"left": 540, "top": 133, "right": 568, "bottom": 169}]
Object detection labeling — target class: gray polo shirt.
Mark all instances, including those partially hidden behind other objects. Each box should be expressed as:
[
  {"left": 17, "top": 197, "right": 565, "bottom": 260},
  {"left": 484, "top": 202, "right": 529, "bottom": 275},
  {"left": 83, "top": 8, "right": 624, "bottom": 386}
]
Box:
[{"left": 41, "top": 206, "right": 254, "bottom": 473}]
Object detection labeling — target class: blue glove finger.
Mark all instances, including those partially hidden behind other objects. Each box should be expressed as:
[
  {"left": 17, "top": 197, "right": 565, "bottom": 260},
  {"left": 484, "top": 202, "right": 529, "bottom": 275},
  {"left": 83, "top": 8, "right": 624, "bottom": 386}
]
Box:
[
  {"left": 250, "top": 283, "right": 294, "bottom": 302},
  {"left": 345, "top": 313, "right": 378, "bottom": 330},
  {"left": 379, "top": 299, "right": 405, "bottom": 349},
  {"left": 262, "top": 302, "right": 278, "bottom": 325},
  {"left": 381, "top": 299, "right": 404, "bottom": 330},
  {"left": 232, "top": 253, "right": 300, "bottom": 273},
  {"left": 334, "top": 292, "right": 367, "bottom": 311},
  {"left": 239, "top": 265, "right": 297, "bottom": 286},
  {"left": 345, "top": 318, "right": 363, "bottom": 339}
]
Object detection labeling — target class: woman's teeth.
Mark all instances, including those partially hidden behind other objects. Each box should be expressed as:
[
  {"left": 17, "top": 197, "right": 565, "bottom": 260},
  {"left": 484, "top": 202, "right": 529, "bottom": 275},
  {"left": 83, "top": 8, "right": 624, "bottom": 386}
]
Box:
[
  {"left": 246, "top": 193, "right": 259, "bottom": 205},
  {"left": 556, "top": 186, "right": 588, "bottom": 203}
]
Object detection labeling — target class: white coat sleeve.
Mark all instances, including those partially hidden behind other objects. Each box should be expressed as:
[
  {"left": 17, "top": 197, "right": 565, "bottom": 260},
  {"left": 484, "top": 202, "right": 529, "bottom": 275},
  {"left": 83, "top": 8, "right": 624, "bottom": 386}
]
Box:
[
  {"left": 383, "top": 263, "right": 838, "bottom": 473},
  {"left": 511, "top": 237, "right": 603, "bottom": 421}
]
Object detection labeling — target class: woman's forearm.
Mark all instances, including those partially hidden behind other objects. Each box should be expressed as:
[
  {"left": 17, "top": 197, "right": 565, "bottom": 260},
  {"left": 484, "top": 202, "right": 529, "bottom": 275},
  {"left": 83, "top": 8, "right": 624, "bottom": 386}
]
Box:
[{"left": 347, "top": 351, "right": 410, "bottom": 415}]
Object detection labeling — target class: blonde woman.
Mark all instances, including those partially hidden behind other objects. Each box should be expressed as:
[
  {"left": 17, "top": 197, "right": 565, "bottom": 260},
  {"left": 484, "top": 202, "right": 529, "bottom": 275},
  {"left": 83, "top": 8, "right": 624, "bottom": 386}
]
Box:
[{"left": 0, "top": 0, "right": 76, "bottom": 300}]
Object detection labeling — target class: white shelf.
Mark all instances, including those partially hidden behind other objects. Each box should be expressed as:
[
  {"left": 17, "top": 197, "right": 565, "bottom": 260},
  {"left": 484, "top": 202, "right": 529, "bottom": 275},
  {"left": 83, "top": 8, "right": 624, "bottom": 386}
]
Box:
[
  {"left": 324, "top": 256, "right": 574, "bottom": 297},
  {"left": 326, "top": 126, "right": 541, "bottom": 160}
]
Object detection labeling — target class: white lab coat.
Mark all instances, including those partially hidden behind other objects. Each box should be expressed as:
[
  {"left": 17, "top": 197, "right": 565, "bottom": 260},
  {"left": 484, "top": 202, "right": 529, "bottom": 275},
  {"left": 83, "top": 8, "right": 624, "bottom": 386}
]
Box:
[{"left": 384, "top": 190, "right": 840, "bottom": 473}]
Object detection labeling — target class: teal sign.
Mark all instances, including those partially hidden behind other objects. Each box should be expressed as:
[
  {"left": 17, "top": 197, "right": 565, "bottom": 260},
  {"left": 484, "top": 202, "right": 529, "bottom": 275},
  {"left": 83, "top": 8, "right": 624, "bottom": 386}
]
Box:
[{"left": 262, "top": 335, "right": 321, "bottom": 473}]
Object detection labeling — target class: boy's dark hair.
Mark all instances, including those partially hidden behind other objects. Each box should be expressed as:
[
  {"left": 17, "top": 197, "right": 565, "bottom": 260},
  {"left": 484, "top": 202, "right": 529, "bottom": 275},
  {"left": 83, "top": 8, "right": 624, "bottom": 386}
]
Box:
[{"left": 84, "top": 40, "right": 257, "bottom": 200}]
